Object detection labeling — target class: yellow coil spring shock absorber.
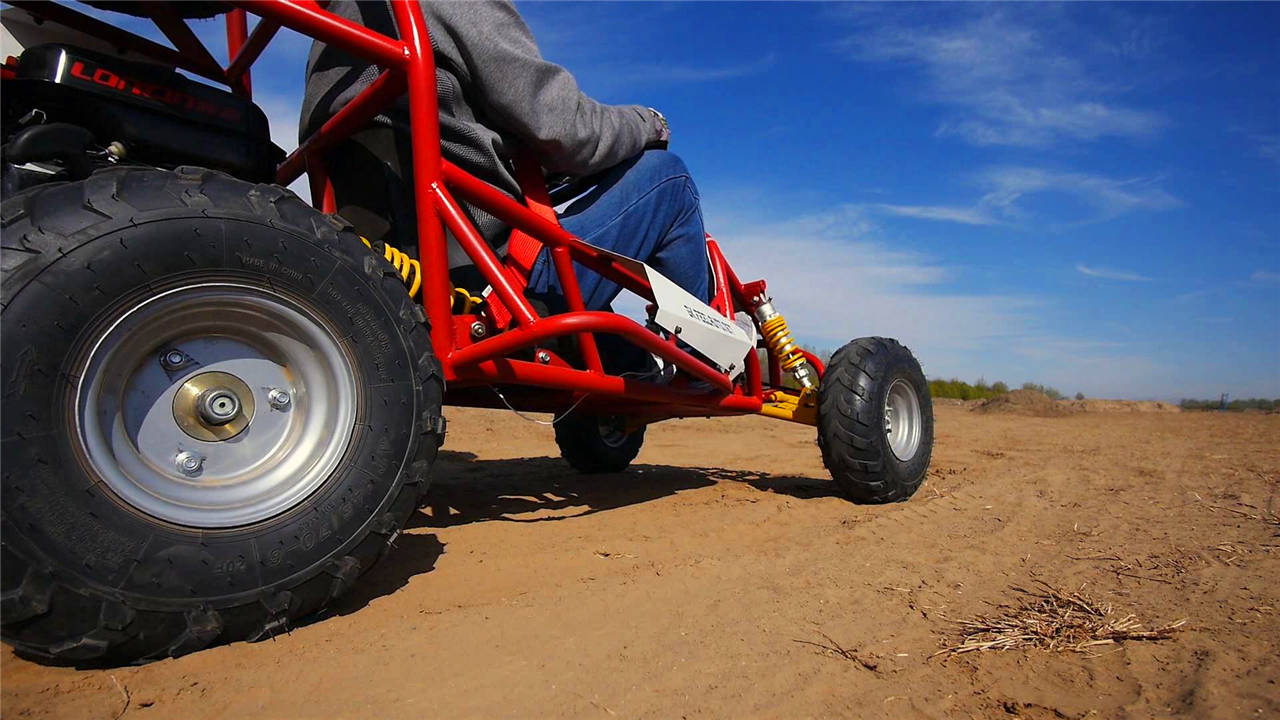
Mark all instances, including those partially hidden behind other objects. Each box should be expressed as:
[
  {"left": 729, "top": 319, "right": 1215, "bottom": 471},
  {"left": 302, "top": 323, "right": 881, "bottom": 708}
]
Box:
[
  {"left": 362, "top": 237, "right": 421, "bottom": 300},
  {"left": 754, "top": 299, "right": 816, "bottom": 389},
  {"left": 361, "top": 238, "right": 484, "bottom": 313}
]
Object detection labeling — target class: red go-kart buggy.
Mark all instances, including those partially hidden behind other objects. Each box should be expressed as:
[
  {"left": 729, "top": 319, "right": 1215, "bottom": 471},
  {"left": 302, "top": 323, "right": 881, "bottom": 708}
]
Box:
[{"left": 0, "top": 1, "right": 933, "bottom": 664}]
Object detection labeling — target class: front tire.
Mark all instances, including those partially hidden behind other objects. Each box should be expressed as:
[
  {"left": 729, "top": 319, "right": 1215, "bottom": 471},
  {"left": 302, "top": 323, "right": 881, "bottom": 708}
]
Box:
[
  {"left": 817, "top": 337, "right": 933, "bottom": 503},
  {"left": 1, "top": 167, "right": 444, "bottom": 664}
]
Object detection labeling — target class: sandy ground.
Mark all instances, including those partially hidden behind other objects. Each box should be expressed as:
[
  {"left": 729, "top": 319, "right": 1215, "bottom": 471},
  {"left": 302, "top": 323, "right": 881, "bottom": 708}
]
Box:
[{"left": 3, "top": 405, "right": 1278, "bottom": 719}]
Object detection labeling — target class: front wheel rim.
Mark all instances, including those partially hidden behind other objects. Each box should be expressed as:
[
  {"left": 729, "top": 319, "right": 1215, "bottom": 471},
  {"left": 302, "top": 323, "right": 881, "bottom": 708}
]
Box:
[
  {"left": 74, "top": 282, "right": 360, "bottom": 529},
  {"left": 884, "top": 378, "right": 923, "bottom": 462}
]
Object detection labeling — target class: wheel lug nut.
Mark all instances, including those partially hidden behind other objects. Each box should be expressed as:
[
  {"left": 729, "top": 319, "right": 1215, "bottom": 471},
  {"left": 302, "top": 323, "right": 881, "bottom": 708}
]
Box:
[
  {"left": 268, "top": 388, "right": 292, "bottom": 410},
  {"left": 175, "top": 451, "right": 204, "bottom": 476},
  {"left": 161, "top": 350, "right": 186, "bottom": 371}
]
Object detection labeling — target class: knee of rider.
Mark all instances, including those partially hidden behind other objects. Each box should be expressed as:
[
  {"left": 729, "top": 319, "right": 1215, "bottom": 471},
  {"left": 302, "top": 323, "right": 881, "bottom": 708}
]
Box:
[
  {"left": 638, "top": 148, "right": 692, "bottom": 180},
  {"left": 638, "top": 150, "right": 702, "bottom": 214}
]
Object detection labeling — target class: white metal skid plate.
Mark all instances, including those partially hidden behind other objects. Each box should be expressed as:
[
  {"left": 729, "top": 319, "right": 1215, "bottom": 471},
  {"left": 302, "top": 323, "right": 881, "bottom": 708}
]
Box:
[{"left": 583, "top": 242, "right": 755, "bottom": 373}]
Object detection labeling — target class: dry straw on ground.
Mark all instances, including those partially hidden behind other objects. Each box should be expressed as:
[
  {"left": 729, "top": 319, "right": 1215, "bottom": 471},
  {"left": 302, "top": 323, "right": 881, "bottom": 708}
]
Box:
[
  {"left": 934, "top": 580, "right": 1186, "bottom": 658},
  {"left": 793, "top": 631, "right": 879, "bottom": 671}
]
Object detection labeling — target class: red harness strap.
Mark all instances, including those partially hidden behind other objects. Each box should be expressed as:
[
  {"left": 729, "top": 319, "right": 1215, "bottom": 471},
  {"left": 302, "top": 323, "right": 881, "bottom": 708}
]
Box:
[
  {"left": 484, "top": 151, "right": 557, "bottom": 329},
  {"left": 507, "top": 152, "right": 557, "bottom": 278}
]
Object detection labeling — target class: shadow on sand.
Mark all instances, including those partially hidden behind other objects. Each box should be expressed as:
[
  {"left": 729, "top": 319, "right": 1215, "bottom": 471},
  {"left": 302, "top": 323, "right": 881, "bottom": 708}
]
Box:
[
  {"left": 332, "top": 451, "right": 834, "bottom": 617},
  {"left": 414, "top": 450, "right": 838, "bottom": 528}
]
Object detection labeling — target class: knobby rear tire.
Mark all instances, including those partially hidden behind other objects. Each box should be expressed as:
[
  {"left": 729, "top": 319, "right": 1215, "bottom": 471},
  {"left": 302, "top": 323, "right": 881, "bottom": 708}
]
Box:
[{"left": 1, "top": 166, "right": 444, "bottom": 665}]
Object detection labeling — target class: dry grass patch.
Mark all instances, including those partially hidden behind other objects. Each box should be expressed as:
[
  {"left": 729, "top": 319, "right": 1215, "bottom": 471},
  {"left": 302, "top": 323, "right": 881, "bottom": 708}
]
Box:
[{"left": 934, "top": 580, "right": 1186, "bottom": 658}]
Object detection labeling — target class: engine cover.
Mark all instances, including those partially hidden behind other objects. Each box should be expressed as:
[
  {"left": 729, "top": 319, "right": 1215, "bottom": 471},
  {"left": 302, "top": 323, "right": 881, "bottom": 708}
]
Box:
[{"left": 6, "top": 44, "right": 283, "bottom": 182}]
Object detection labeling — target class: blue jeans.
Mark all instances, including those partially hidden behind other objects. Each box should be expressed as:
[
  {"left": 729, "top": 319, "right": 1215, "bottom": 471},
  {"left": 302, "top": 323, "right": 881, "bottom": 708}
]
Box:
[{"left": 527, "top": 150, "right": 710, "bottom": 311}]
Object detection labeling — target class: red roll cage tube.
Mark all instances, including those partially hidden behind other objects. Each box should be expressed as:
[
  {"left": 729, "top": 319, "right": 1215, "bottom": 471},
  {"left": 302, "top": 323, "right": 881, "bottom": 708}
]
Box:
[{"left": 8, "top": 0, "right": 826, "bottom": 423}]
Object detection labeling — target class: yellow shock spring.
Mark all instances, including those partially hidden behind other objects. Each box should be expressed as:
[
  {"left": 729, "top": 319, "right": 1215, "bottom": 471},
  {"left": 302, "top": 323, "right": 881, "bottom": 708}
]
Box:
[
  {"left": 761, "top": 314, "right": 807, "bottom": 373},
  {"left": 362, "top": 237, "right": 421, "bottom": 300},
  {"left": 361, "top": 237, "right": 484, "bottom": 313},
  {"left": 452, "top": 287, "right": 483, "bottom": 314}
]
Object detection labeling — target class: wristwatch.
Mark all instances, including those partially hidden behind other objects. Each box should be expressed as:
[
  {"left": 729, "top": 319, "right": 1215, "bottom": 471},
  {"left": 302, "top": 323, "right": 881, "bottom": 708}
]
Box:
[{"left": 647, "top": 107, "right": 670, "bottom": 148}]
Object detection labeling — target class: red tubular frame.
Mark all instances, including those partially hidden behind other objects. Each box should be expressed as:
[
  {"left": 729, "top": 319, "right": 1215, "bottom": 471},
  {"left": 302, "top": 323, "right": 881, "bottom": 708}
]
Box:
[
  {"left": 224, "top": 9, "right": 252, "bottom": 96},
  {"left": 226, "top": 13, "right": 278, "bottom": 97},
  {"left": 9, "top": 1, "right": 825, "bottom": 421}
]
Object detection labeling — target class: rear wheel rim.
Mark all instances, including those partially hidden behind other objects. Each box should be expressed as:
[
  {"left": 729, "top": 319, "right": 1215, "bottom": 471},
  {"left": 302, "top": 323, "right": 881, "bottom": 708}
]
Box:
[
  {"left": 884, "top": 378, "right": 922, "bottom": 462},
  {"left": 74, "top": 282, "right": 359, "bottom": 528},
  {"left": 597, "top": 417, "right": 630, "bottom": 448}
]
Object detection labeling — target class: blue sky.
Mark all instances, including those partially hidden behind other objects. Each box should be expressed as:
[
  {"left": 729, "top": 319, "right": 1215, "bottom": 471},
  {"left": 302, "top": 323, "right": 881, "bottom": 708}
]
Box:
[{"left": 29, "top": 2, "right": 1280, "bottom": 400}]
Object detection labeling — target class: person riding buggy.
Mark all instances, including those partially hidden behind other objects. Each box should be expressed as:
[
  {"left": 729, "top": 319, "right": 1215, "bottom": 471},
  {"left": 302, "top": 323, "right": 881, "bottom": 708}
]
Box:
[{"left": 0, "top": 0, "right": 932, "bottom": 664}]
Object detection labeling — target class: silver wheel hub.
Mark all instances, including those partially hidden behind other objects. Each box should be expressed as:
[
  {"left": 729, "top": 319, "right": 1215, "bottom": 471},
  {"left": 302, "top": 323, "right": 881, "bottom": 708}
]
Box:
[
  {"left": 197, "top": 387, "right": 241, "bottom": 425},
  {"left": 75, "top": 282, "right": 359, "bottom": 528},
  {"left": 884, "top": 378, "right": 923, "bottom": 462},
  {"left": 173, "top": 371, "right": 256, "bottom": 442}
]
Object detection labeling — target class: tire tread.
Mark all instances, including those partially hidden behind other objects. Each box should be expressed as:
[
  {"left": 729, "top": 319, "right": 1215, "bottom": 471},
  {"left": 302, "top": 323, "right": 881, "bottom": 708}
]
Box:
[
  {"left": 817, "top": 337, "right": 932, "bottom": 503},
  {"left": 1, "top": 166, "right": 445, "bottom": 664}
]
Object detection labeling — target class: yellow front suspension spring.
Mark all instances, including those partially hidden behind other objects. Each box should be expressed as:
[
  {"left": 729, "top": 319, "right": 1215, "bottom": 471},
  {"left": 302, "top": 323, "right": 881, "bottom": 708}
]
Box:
[
  {"left": 362, "top": 237, "right": 421, "bottom": 300},
  {"left": 761, "top": 314, "right": 807, "bottom": 373}
]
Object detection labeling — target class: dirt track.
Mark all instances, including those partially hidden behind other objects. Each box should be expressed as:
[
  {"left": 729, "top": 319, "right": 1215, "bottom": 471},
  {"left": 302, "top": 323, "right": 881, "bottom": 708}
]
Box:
[{"left": 4, "top": 406, "right": 1278, "bottom": 719}]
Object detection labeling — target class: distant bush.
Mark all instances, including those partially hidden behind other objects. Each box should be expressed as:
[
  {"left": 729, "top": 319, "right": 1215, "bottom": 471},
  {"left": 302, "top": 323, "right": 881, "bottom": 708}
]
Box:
[
  {"left": 1180, "top": 397, "right": 1278, "bottom": 412},
  {"left": 928, "top": 378, "right": 1007, "bottom": 401},
  {"left": 927, "top": 379, "right": 1063, "bottom": 401},
  {"left": 1021, "top": 382, "right": 1063, "bottom": 400},
  {"left": 1075, "top": 392, "right": 1085, "bottom": 401}
]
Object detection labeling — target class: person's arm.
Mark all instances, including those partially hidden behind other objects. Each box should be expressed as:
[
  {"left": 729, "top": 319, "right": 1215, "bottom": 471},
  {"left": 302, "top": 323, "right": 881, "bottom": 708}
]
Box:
[{"left": 431, "top": 0, "right": 666, "bottom": 176}]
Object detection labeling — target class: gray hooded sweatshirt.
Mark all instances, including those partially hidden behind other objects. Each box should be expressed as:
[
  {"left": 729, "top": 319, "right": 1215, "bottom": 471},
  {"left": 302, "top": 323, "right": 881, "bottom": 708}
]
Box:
[{"left": 301, "top": 0, "right": 665, "bottom": 253}]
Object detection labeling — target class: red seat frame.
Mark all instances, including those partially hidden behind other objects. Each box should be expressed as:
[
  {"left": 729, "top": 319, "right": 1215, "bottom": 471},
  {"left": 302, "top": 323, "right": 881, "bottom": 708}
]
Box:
[{"left": 8, "top": 0, "right": 824, "bottom": 423}]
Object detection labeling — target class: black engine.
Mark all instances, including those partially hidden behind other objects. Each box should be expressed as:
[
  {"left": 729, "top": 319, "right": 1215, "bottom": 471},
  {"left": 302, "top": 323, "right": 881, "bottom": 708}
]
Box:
[{"left": 2, "top": 43, "right": 285, "bottom": 193}]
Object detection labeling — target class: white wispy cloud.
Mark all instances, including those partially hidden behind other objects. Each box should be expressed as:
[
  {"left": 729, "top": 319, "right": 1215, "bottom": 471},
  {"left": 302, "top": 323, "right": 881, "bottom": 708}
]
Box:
[
  {"left": 1251, "top": 269, "right": 1280, "bottom": 284},
  {"left": 706, "top": 207, "right": 1030, "bottom": 363},
  {"left": 1002, "top": 338, "right": 1174, "bottom": 399},
  {"left": 673, "top": 202, "right": 1190, "bottom": 397},
  {"left": 1173, "top": 289, "right": 1211, "bottom": 303},
  {"left": 619, "top": 53, "right": 778, "bottom": 84},
  {"left": 841, "top": 10, "right": 1165, "bottom": 148},
  {"left": 980, "top": 167, "right": 1180, "bottom": 220},
  {"left": 1250, "top": 133, "right": 1280, "bottom": 163},
  {"left": 875, "top": 204, "right": 999, "bottom": 226},
  {"left": 1076, "top": 264, "right": 1152, "bottom": 282},
  {"left": 868, "top": 166, "right": 1178, "bottom": 227}
]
